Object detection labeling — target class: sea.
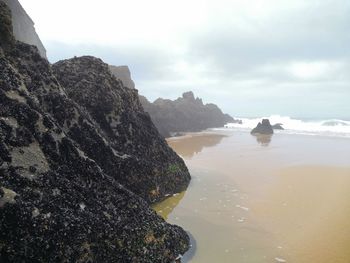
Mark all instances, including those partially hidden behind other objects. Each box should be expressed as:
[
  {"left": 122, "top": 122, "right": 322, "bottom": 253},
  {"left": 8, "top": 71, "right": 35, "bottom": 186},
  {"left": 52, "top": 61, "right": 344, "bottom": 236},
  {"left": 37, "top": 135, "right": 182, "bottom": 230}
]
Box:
[{"left": 221, "top": 115, "right": 350, "bottom": 138}]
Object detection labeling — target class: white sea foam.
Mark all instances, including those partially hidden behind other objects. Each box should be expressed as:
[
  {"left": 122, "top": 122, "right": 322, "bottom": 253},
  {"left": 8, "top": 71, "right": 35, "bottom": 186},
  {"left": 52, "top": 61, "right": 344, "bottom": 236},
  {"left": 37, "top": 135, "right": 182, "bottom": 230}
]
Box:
[
  {"left": 275, "top": 257, "right": 287, "bottom": 262},
  {"left": 221, "top": 115, "right": 350, "bottom": 138}
]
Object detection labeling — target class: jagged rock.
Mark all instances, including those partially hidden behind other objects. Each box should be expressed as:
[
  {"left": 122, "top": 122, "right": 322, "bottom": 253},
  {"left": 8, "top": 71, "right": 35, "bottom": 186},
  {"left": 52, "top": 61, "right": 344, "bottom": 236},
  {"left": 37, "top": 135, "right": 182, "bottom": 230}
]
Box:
[
  {"left": 0, "top": 2, "right": 189, "bottom": 262},
  {"left": 251, "top": 119, "right": 274, "bottom": 135},
  {"left": 52, "top": 57, "right": 190, "bottom": 203},
  {"left": 109, "top": 65, "right": 135, "bottom": 90},
  {"left": 272, "top": 123, "right": 284, "bottom": 130},
  {"left": 140, "top": 92, "right": 235, "bottom": 137},
  {"left": 2, "top": 0, "right": 47, "bottom": 59}
]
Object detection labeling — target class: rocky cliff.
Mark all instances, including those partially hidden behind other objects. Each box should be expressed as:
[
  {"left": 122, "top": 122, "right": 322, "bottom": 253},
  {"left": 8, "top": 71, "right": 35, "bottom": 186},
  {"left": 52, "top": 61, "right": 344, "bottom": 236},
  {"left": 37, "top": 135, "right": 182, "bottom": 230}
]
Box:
[
  {"left": 0, "top": 2, "right": 189, "bottom": 262},
  {"left": 3, "top": 0, "right": 47, "bottom": 59},
  {"left": 109, "top": 65, "right": 135, "bottom": 90},
  {"left": 140, "top": 92, "right": 238, "bottom": 137}
]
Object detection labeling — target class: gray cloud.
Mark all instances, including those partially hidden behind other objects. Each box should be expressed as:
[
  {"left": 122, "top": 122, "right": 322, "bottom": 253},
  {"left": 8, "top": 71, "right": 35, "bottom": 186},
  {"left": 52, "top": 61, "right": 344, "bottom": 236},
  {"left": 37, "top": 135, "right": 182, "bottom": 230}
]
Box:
[{"left": 38, "top": 0, "right": 350, "bottom": 120}]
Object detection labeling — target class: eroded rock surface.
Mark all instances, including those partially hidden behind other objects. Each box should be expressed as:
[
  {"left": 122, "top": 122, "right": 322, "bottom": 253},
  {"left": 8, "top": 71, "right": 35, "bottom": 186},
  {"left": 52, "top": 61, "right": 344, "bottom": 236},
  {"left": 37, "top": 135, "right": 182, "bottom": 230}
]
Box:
[
  {"left": 53, "top": 57, "right": 190, "bottom": 203},
  {"left": 0, "top": 2, "right": 189, "bottom": 262}
]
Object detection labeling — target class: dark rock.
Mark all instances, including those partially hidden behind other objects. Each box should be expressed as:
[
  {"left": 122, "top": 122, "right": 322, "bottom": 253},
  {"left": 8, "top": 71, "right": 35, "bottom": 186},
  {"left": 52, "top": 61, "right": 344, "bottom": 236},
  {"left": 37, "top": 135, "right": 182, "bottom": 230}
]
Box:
[
  {"left": 52, "top": 57, "right": 190, "bottom": 203},
  {"left": 0, "top": 2, "right": 190, "bottom": 262},
  {"left": 251, "top": 119, "right": 274, "bottom": 135},
  {"left": 272, "top": 123, "right": 284, "bottom": 130},
  {"left": 140, "top": 92, "right": 236, "bottom": 137}
]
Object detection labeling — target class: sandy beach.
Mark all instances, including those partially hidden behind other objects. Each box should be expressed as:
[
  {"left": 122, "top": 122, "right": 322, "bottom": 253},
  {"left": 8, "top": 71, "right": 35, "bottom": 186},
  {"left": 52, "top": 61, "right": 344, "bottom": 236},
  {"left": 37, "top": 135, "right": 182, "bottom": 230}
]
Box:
[{"left": 153, "top": 130, "right": 350, "bottom": 263}]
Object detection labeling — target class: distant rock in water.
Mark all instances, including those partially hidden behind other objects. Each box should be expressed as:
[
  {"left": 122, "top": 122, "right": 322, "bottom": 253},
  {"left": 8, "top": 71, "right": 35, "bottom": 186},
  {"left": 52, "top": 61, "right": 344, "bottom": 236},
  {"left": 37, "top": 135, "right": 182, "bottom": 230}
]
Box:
[
  {"left": 140, "top": 91, "right": 238, "bottom": 137},
  {"left": 109, "top": 65, "right": 135, "bottom": 89},
  {"left": 251, "top": 119, "right": 274, "bottom": 135},
  {"left": 0, "top": 2, "right": 189, "bottom": 262},
  {"left": 272, "top": 123, "right": 284, "bottom": 130},
  {"left": 3, "top": 0, "right": 47, "bottom": 59}
]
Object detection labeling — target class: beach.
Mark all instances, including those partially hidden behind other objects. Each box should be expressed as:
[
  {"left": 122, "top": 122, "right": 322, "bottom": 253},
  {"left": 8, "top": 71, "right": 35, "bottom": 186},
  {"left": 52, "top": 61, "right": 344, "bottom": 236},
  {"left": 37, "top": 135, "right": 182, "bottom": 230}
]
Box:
[{"left": 153, "top": 130, "right": 350, "bottom": 262}]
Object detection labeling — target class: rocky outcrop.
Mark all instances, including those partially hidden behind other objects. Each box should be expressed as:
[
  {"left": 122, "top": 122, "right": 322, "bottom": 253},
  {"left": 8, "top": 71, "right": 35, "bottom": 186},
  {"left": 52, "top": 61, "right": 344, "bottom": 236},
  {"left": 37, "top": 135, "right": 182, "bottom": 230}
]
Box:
[
  {"left": 52, "top": 57, "right": 190, "bottom": 203},
  {"left": 0, "top": 2, "right": 189, "bottom": 262},
  {"left": 3, "top": 0, "right": 47, "bottom": 59},
  {"left": 109, "top": 65, "right": 135, "bottom": 90},
  {"left": 272, "top": 123, "right": 284, "bottom": 130},
  {"left": 251, "top": 119, "right": 274, "bottom": 135},
  {"left": 140, "top": 92, "right": 238, "bottom": 137}
]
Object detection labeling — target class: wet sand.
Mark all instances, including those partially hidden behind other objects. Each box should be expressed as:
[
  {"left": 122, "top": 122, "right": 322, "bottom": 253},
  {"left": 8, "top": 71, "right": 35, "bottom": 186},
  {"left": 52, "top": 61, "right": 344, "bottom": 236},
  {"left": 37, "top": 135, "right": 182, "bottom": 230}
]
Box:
[{"left": 153, "top": 131, "right": 350, "bottom": 262}]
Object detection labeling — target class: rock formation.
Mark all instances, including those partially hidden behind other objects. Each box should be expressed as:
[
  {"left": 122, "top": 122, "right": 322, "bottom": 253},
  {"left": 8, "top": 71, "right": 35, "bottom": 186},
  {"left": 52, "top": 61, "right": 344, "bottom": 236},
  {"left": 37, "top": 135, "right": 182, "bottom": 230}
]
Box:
[
  {"left": 109, "top": 65, "right": 135, "bottom": 90},
  {"left": 251, "top": 119, "right": 274, "bottom": 135},
  {"left": 140, "top": 92, "right": 239, "bottom": 137},
  {"left": 0, "top": 2, "right": 189, "bottom": 261},
  {"left": 272, "top": 123, "right": 284, "bottom": 130},
  {"left": 3, "top": 0, "right": 47, "bottom": 59},
  {"left": 52, "top": 57, "right": 190, "bottom": 203}
]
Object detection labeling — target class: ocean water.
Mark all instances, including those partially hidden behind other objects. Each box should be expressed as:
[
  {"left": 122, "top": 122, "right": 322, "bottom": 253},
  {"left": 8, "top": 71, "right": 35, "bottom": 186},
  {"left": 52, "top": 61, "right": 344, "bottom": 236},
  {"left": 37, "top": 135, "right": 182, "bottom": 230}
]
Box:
[{"left": 221, "top": 115, "right": 350, "bottom": 138}]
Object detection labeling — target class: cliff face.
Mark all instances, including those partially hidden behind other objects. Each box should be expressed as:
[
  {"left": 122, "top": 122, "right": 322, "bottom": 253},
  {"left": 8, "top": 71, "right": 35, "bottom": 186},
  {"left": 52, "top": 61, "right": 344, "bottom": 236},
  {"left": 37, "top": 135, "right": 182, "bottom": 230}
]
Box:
[
  {"left": 109, "top": 65, "right": 135, "bottom": 90},
  {"left": 140, "top": 92, "right": 236, "bottom": 137},
  {"left": 0, "top": 2, "right": 189, "bottom": 262},
  {"left": 3, "top": 0, "right": 47, "bottom": 59}
]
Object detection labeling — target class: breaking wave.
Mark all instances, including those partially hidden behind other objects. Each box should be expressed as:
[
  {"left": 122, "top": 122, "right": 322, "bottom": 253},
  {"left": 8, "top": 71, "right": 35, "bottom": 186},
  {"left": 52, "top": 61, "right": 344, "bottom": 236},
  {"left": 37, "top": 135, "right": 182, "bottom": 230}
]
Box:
[{"left": 223, "top": 115, "right": 350, "bottom": 138}]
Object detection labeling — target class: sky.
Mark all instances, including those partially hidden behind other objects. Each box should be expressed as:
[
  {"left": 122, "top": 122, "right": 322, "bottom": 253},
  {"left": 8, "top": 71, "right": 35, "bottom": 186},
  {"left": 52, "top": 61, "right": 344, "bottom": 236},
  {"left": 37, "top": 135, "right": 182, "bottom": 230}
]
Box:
[{"left": 19, "top": 0, "right": 350, "bottom": 120}]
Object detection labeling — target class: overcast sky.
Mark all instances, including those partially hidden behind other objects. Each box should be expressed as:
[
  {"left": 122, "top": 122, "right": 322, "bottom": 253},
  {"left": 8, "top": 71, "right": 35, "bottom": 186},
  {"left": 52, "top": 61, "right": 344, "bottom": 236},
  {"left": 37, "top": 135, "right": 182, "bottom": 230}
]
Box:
[{"left": 19, "top": 0, "right": 350, "bottom": 119}]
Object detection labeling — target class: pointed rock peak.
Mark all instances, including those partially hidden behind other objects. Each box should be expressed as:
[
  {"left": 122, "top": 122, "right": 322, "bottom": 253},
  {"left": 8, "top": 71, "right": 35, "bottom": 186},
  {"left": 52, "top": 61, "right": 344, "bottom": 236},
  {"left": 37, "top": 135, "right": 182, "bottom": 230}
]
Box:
[
  {"left": 182, "top": 91, "right": 195, "bottom": 101},
  {"left": 261, "top": 119, "right": 271, "bottom": 126},
  {"left": 0, "top": 1, "right": 15, "bottom": 49}
]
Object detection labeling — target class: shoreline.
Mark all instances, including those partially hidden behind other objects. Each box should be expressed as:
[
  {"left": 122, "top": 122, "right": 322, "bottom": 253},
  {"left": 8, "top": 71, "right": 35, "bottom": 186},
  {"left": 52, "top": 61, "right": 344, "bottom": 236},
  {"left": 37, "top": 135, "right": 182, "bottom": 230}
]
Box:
[{"left": 155, "top": 130, "right": 350, "bottom": 262}]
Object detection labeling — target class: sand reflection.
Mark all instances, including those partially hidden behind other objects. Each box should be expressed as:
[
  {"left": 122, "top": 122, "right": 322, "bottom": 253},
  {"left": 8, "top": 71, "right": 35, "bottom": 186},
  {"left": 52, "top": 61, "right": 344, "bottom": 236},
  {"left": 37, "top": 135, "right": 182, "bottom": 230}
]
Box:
[{"left": 167, "top": 133, "right": 226, "bottom": 158}]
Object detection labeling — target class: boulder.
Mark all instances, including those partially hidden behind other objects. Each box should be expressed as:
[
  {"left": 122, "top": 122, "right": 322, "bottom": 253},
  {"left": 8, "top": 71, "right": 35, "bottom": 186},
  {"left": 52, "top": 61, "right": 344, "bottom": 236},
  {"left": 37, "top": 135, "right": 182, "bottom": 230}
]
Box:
[{"left": 251, "top": 119, "right": 274, "bottom": 135}]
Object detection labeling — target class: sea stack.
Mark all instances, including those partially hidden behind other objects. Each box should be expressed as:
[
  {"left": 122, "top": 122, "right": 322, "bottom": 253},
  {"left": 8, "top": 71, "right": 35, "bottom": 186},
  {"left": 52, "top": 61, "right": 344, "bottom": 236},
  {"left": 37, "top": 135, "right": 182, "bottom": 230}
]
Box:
[{"left": 251, "top": 119, "right": 274, "bottom": 135}]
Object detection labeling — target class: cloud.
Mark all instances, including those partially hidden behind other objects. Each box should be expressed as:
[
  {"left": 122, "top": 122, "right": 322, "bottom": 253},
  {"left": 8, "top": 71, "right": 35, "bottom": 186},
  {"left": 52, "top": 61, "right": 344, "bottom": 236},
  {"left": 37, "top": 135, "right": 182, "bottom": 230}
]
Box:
[{"left": 19, "top": 0, "right": 350, "bottom": 119}]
